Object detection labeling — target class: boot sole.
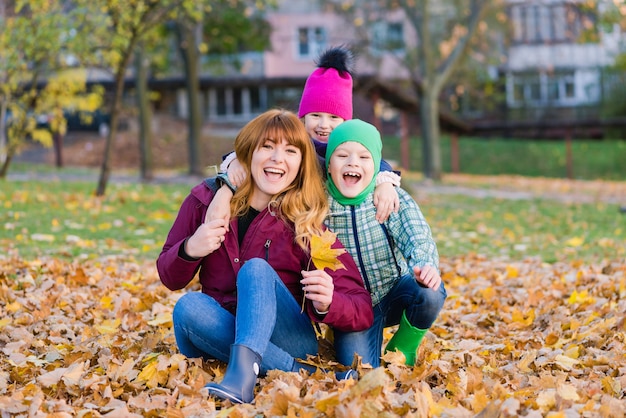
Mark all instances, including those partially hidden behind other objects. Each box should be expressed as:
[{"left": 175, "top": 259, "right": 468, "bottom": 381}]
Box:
[{"left": 205, "top": 385, "right": 248, "bottom": 404}]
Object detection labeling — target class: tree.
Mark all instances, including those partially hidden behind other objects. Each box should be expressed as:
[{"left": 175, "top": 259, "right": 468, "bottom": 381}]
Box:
[
  {"left": 134, "top": 42, "right": 154, "bottom": 181},
  {"left": 324, "top": 0, "right": 502, "bottom": 180},
  {"left": 174, "top": 19, "right": 204, "bottom": 176},
  {"left": 595, "top": 0, "right": 626, "bottom": 135},
  {"left": 173, "top": 0, "right": 274, "bottom": 176},
  {"left": 72, "top": 0, "right": 196, "bottom": 196},
  {"left": 0, "top": 0, "right": 101, "bottom": 178}
]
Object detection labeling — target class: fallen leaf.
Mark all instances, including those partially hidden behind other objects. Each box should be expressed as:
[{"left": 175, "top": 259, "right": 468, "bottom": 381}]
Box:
[{"left": 310, "top": 230, "right": 347, "bottom": 271}]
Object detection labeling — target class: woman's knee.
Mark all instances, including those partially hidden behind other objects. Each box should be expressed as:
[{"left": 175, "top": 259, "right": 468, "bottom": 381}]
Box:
[
  {"left": 241, "top": 257, "right": 270, "bottom": 273},
  {"left": 173, "top": 292, "right": 226, "bottom": 330},
  {"left": 238, "top": 258, "right": 273, "bottom": 284},
  {"left": 173, "top": 292, "right": 202, "bottom": 323}
]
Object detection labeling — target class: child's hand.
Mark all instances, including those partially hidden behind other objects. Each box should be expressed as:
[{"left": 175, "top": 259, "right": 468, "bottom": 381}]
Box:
[
  {"left": 373, "top": 182, "right": 399, "bottom": 223},
  {"left": 300, "top": 269, "right": 334, "bottom": 314},
  {"left": 185, "top": 218, "right": 227, "bottom": 258},
  {"left": 413, "top": 265, "right": 441, "bottom": 291},
  {"left": 205, "top": 185, "right": 233, "bottom": 231},
  {"left": 227, "top": 158, "right": 246, "bottom": 187}
]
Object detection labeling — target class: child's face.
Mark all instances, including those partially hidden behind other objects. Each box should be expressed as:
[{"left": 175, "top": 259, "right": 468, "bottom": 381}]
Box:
[
  {"left": 328, "top": 141, "right": 375, "bottom": 198},
  {"left": 303, "top": 112, "right": 345, "bottom": 143}
]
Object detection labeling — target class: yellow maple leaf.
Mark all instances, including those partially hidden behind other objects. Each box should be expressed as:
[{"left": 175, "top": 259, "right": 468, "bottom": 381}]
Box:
[
  {"left": 505, "top": 265, "right": 519, "bottom": 278},
  {"left": 568, "top": 290, "right": 595, "bottom": 305},
  {"left": 565, "top": 236, "right": 584, "bottom": 247},
  {"left": 310, "top": 230, "right": 347, "bottom": 271}
]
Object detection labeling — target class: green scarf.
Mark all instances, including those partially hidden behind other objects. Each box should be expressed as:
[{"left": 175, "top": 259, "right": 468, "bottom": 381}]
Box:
[{"left": 325, "top": 119, "right": 382, "bottom": 205}]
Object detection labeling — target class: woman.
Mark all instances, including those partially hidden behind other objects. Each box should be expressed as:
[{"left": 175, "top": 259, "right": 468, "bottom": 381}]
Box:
[{"left": 156, "top": 109, "right": 373, "bottom": 404}]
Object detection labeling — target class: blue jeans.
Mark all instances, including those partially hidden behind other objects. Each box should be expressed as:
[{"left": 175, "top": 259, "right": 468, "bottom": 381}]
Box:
[
  {"left": 333, "top": 274, "right": 447, "bottom": 368},
  {"left": 172, "top": 258, "right": 319, "bottom": 374}
]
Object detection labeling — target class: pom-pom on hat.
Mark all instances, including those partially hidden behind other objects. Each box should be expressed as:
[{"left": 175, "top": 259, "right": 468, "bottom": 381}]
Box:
[{"left": 298, "top": 46, "right": 354, "bottom": 121}]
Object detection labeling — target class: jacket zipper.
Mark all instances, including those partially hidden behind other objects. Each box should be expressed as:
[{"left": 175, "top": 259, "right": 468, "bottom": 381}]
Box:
[{"left": 264, "top": 239, "right": 271, "bottom": 261}]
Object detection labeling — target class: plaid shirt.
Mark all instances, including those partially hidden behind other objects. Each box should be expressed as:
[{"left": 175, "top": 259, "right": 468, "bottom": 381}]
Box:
[{"left": 325, "top": 188, "right": 439, "bottom": 306}]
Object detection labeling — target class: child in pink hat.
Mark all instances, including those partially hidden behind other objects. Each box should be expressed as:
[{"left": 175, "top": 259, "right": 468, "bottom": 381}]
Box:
[{"left": 220, "top": 46, "right": 401, "bottom": 222}]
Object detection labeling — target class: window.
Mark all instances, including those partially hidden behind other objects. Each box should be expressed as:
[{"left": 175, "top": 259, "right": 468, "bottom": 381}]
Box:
[
  {"left": 509, "top": 70, "right": 580, "bottom": 106},
  {"left": 249, "top": 87, "right": 261, "bottom": 114},
  {"left": 387, "top": 22, "right": 404, "bottom": 52},
  {"left": 524, "top": 5, "right": 540, "bottom": 43},
  {"left": 510, "top": 2, "right": 597, "bottom": 44},
  {"left": 372, "top": 21, "right": 405, "bottom": 54},
  {"left": 210, "top": 87, "right": 261, "bottom": 120},
  {"left": 216, "top": 89, "right": 227, "bottom": 116},
  {"left": 547, "top": 79, "right": 560, "bottom": 101},
  {"left": 297, "top": 27, "right": 326, "bottom": 59},
  {"left": 552, "top": 5, "right": 567, "bottom": 41},
  {"left": 233, "top": 87, "right": 242, "bottom": 115}
]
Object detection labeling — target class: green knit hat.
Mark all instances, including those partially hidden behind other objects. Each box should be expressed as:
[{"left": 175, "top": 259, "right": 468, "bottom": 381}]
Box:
[{"left": 325, "top": 119, "right": 382, "bottom": 205}]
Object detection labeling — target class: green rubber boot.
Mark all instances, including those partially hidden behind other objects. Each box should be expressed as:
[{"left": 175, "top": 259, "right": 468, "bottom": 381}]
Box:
[{"left": 384, "top": 311, "right": 428, "bottom": 366}]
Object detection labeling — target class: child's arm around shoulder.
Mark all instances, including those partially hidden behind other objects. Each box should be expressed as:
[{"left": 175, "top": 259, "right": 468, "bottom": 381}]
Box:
[
  {"left": 373, "top": 159, "right": 401, "bottom": 223},
  {"left": 219, "top": 151, "right": 246, "bottom": 187}
]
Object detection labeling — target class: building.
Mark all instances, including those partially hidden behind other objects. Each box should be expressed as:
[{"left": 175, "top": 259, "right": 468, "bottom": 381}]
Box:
[
  {"left": 494, "top": 0, "right": 626, "bottom": 138},
  {"left": 150, "top": 0, "right": 624, "bottom": 138}
]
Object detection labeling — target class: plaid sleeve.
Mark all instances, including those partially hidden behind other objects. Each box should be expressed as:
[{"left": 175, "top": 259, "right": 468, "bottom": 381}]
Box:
[{"left": 391, "top": 188, "right": 439, "bottom": 273}]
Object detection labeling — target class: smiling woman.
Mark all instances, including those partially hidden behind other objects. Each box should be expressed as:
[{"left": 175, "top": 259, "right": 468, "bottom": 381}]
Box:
[{"left": 156, "top": 109, "right": 373, "bottom": 404}]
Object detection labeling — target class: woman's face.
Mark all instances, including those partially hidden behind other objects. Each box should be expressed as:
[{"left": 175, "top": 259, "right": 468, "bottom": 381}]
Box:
[{"left": 249, "top": 136, "right": 302, "bottom": 209}]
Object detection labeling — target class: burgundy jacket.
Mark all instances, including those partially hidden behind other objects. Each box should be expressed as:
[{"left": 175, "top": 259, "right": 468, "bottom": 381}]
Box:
[{"left": 156, "top": 179, "right": 373, "bottom": 332}]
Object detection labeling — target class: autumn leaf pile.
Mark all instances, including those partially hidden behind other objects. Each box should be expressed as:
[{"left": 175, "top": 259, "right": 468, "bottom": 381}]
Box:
[{"left": 1, "top": 250, "right": 624, "bottom": 417}]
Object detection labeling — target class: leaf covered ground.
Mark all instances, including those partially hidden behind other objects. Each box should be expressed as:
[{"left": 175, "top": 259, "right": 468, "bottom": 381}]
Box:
[{"left": 1, "top": 252, "right": 624, "bottom": 417}]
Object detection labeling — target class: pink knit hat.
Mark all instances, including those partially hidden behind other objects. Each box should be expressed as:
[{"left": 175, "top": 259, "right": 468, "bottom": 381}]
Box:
[{"left": 298, "top": 47, "right": 354, "bottom": 121}]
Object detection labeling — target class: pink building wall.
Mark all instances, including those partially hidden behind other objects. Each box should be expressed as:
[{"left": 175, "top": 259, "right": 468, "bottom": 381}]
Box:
[{"left": 264, "top": 12, "right": 359, "bottom": 78}]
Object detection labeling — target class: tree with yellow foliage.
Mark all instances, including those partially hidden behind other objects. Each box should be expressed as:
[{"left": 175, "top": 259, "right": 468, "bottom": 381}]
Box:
[{"left": 0, "top": 0, "right": 103, "bottom": 177}]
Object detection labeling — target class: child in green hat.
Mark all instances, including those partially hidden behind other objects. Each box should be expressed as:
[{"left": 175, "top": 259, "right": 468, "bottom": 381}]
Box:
[{"left": 325, "top": 119, "right": 447, "bottom": 367}]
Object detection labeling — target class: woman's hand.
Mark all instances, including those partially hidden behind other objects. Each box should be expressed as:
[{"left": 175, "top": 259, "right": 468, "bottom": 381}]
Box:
[
  {"left": 185, "top": 218, "right": 227, "bottom": 258},
  {"left": 373, "top": 182, "right": 399, "bottom": 223},
  {"left": 301, "top": 269, "right": 334, "bottom": 314},
  {"left": 413, "top": 265, "right": 441, "bottom": 291}
]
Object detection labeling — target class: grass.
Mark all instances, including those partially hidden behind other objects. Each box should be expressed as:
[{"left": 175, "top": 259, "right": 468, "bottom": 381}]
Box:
[
  {"left": 418, "top": 193, "right": 624, "bottom": 264},
  {"left": 2, "top": 177, "right": 624, "bottom": 264},
  {"left": 1, "top": 180, "right": 188, "bottom": 261},
  {"left": 382, "top": 135, "right": 626, "bottom": 181}
]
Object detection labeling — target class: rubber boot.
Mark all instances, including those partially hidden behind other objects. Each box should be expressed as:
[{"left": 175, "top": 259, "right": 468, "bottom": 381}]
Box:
[
  {"left": 293, "top": 361, "right": 358, "bottom": 381},
  {"left": 205, "top": 344, "right": 261, "bottom": 404},
  {"left": 384, "top": 310, "right": 428, "bottom": 366}
]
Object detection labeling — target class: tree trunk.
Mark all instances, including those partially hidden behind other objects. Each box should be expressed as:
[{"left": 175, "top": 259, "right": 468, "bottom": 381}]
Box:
[
  {"left": 135, "top": 44, "right": 154, "bottom": 181},
  {"left": 400, "top": 111, "right": 410, "bottom": 171},
  {"left": 420, "top": 88, "right": 442, "bottom": 180},
  {"left": 53, "top": 132, "right": 64, "bottom": 168},
  {"left": 176, "top": 21, "right": 203, "bottom": 177},
  {"left": 0, "top": 105, "right": 7, "bottom": 170},
  {"left": 0, "top": 126, "right": 17, "bottom": 178},
  {"left": 96, "top": 69, "right": 126, "bottom": 196},
  {"left": 0, "top": 151, "right": 12, "bottom": 178}
]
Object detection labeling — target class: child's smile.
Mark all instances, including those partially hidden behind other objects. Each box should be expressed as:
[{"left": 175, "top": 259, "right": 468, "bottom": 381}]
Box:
[{"left": 328, "top": 141, "right": 375, "bottom": 197}]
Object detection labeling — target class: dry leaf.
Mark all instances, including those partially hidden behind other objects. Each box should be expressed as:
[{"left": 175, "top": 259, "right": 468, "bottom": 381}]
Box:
[
  {"left": 310, "top": 229, "right": 347, "bottom": 271},
  {"left": 1, "top": 251, "right": 625, "bottom": 416}
]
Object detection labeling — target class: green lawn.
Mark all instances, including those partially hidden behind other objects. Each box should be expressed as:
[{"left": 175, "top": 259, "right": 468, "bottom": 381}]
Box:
[
  {"left": 1, "top": 180, "right": 187, "bottom": 261},
  {"left": 382, "top": 135, "right": 626, "bottom": 181},
  {"left": 418, "top": 193, "right": 624, "bottom": 264},
  {"left": 2, "top": 179, "right": 623, "bottom": 264}
]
